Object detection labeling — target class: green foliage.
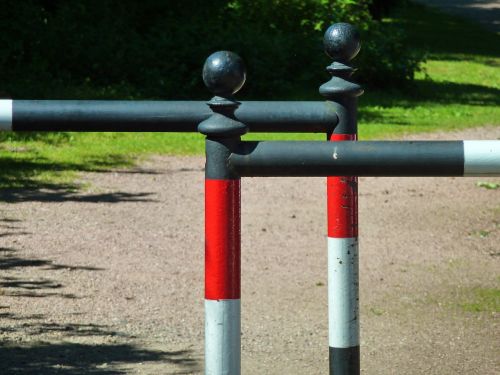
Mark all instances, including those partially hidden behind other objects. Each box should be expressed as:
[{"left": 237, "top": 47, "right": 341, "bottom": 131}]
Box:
[
  {"left": 357, "top": 21, "right": 423, "bottom": 87},
  {"left": 369, "top": 0, "right": 402, "bottom": 20},
  {"left": 0, "top": 0, "right": 423, "bottom": 100}
]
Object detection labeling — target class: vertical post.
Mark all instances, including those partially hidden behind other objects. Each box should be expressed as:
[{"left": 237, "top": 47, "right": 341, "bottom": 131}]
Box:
[
  {"left": 320, "top": 23, "right": 364, "bottom": 375},
  {"left": 199, "top": 51, "right": 247, "bottom": 375}
]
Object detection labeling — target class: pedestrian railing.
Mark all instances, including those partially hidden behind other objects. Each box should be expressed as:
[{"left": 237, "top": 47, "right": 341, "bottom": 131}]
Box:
[{"left": 1, "top": 23, "right": 499, "bottom": 375}]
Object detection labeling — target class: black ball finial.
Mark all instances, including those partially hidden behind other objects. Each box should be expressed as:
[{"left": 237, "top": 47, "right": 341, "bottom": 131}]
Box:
[
  {"left": 323, "top": 23, "right": 361, "bottom": 62},
  {"left": 202, "top": 51, "right": 246, "bottom": 97}
]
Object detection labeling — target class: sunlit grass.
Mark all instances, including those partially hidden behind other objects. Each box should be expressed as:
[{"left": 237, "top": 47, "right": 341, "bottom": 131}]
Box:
[
  {"left": 359, "top": 57, "right": 499, "bottom": 139},
  {"left": 358, "top": 1, "right": 499, "bottom": 139},
  {"left": 459, "top": 288, "right": 500, "bottom": 313}
]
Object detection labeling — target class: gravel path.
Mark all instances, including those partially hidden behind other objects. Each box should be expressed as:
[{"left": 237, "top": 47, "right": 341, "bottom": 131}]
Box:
[
  {"left": 413, "top": 0, "right": 500, "bottom": 33},
  {"left": 1, "top": 127, "right": 499, "bottom": 374}
]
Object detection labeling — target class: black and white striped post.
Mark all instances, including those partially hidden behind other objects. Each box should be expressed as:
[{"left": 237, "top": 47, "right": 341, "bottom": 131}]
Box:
[
  {"left": 198, "top": 51, "right": 247, "bottom": 375},
  {"left": 319, "top": 23, "right": 362, "bottom": 375}
]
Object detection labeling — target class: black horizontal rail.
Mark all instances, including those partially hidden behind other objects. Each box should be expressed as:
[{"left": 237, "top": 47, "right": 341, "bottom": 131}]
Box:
[
  {"left": 11, "top": 100, "right": 338, "bottom": 133},
  {"left": 229, "top": 141, "right": 467, "bottom": 177}
]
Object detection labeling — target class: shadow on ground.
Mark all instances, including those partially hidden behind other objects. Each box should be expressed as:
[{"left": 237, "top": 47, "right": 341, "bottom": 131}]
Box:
[
  {"left": 1, "top": 229, "right": 102, "bottom": 298},
  {"left": 0, "top": 149, "right": 162, "bottom": 201},
  {"left": 0, "top": 312, "right": 122, "bottom": 338},
  {"left": 0, "top": 220, "right": 99, "bottom": 299},
  {"left": 0, "top": 339, "right": 198, "bottom": 375},
  {"left": 0, "top": 309, "right": 199, "bottom": 374},
  {"left": 0, "top": 223, "right": 200, "bottom": 374},
  {"left": 1, "top": 188, "right": 156, "bottom": 204},
  {"left": 0, "top": 221, "right": 102, "bottom": 272},
  {"left": 0, "top": 156, "right": 157, "bottom": 203}
]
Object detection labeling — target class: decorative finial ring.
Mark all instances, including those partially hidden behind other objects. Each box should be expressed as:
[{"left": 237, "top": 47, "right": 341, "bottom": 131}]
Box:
[
  {"left": 323, "top": 23, "right": 361, "bottom": 63},
  {"left": 202, "top": 51, "right": 246, "bottom": 98}
]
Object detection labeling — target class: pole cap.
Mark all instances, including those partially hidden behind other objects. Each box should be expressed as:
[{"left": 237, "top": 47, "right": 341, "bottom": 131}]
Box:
[
  {"left": 323, "top": 23, "right": 361, "bottom": 63},
  {"left": 202, "top": 51, "right": 246, "bottom": 98}
]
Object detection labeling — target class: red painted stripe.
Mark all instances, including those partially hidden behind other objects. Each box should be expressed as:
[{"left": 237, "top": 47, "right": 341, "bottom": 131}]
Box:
[
  {"left": 328, "top": 134, "right": 358, "bottom": 238},
  {"left": 205, "top": 179, "right": 241, "bottom": 300}
]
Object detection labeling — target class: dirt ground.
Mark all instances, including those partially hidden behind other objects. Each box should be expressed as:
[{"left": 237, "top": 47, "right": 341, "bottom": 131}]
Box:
[{"left": 0, "top": 127, "right": 499, "bottom": 374}]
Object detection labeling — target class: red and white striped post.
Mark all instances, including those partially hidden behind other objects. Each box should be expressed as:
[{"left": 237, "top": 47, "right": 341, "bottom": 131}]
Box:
[
  {"left": 204, "top": 177, "right": 241, "bottom": 374},
  {"left": 199, "top": 51, "right": 247, "bottom": 375},
  {"left": 320, "top": 23, "right": 364, "bottom": 375}
]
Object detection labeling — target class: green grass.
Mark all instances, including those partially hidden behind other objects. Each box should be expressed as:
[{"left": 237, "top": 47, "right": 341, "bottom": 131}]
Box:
[
  {"left": 0, "top": 132, "right": 207, "bottom": 189},
  {"left": 0, "top": 132, "right": 332, "bottom": 189},
  {"left": 0, "top": 1, "right": 499, "bottom": 190},
  {"left": 359, "top": 1, "right": 500, "bottom": 139},
  {"left": 476, "top": 181, "right": 500, "bottom": 190},
  {"left": 459, "top": 288, "right": 500, "bottom": 313}
]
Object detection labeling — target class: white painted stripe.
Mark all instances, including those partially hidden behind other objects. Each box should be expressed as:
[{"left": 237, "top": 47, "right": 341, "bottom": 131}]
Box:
[
  {"left": 0, "top": 99, "right": 13, "bottom": 131},
  {"left": 464, "top": 141, "right": 500, "bottom": 176},
  {"left": 328, "top": 237, "right": 359, "bottom": 348},
  {"left": 205, "top": 299, "right": 240, "bottom": 375}
]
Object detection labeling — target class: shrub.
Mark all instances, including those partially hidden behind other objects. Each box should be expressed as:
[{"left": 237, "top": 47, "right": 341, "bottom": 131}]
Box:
[
  {"left": 0, "top": 0, "right": 423, "bottom": 100},
  {"left": 369, "top": 0, "right": 403, "bottom": 20}
]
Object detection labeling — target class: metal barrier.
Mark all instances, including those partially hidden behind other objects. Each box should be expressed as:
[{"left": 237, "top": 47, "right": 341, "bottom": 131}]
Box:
[{"left": 1, "top": 22, "right": 499, "bottom": 375}]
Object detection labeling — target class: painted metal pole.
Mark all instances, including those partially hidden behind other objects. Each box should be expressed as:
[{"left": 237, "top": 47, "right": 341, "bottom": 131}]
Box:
[
  {"left": 198, "top": 51, "right": 247, "bottom": 375},
  {"left": 228, "top": 140, "right": 499, "bottom": 177},
  {"left": 0, "top": 99, "right": 337, "bottom": 133},
  {"left": 320, "top": 23, "right": 363, "bottom": 375}
]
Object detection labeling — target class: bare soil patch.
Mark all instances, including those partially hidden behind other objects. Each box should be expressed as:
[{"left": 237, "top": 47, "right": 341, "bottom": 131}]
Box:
[{"left": 1, "top": 127, "right": 499, "bottom": 374}]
